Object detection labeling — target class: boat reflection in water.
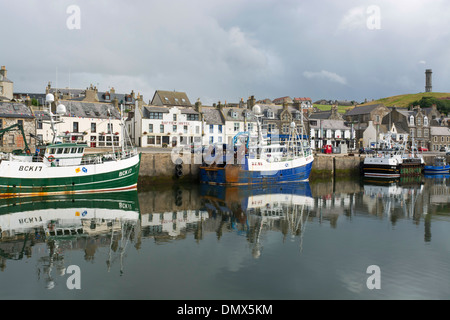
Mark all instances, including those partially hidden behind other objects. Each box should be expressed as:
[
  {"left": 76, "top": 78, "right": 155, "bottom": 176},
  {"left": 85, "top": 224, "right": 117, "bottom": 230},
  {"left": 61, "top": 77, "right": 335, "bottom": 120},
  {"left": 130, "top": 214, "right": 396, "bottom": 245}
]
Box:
[
  {"left": 0, "top": 191, "right": 140, "bottom": 288},
  {"left": 362, "top": 178, "right": 424, "bottom": 220},
  {"left": 200, "top": 182, "right": 315, "bottom": 258}
]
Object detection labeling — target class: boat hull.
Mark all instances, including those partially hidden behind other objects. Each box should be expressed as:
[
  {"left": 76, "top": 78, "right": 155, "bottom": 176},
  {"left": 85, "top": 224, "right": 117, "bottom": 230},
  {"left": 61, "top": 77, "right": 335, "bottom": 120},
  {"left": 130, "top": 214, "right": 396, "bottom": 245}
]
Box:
[
  {"left": 0, "top": 153, "right": 141, "bottom": 197},
  {"left": 363, "top": 157, "right": 423, "bottom": 178},
  {"left": 424, "top": 165, "right": 450, "bottom": 174},
  {"left": 199, "top": 157, "right": 313, "bottom": 185},
  {"left": 362, "top": 163, "right": 401, "bottom": 178}
]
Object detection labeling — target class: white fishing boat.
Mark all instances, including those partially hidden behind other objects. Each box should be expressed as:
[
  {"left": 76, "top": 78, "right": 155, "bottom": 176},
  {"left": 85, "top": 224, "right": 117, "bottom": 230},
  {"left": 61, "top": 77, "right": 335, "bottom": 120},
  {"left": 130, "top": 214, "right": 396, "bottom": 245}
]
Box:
[{"left": 362, "top": 134, "right": 423, "bottom": 179}]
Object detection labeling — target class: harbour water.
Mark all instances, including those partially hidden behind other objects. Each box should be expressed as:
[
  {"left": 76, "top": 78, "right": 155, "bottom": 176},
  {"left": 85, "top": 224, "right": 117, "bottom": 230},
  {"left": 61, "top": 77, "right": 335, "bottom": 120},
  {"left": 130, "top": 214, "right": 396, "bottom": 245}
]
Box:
[{"left": 1, "top": 175, "right": 449, "bottom": 300}]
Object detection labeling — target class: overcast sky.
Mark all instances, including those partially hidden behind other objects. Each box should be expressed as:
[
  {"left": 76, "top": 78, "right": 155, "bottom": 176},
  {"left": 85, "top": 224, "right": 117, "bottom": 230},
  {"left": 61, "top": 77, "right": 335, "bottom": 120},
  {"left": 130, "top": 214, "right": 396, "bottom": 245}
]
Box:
[{"left": 2, "top": 0, "right": 450, "bottom": 105}]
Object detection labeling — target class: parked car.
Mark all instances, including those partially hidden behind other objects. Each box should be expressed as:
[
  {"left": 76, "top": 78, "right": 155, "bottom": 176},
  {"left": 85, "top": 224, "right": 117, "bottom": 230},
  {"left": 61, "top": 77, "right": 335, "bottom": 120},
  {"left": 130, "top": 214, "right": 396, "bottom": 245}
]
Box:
[
  {"left": 446, "top": 151, "right": 450, "bottom": 156},
  {"left": 440, "top": 147, "right": 447, "bottom": 152},
  {"left": 418, "top": 147, "right": 429, "bottom": 152},
  {"left": 359, "top": 147, "right": 375, "bottom": 154}
]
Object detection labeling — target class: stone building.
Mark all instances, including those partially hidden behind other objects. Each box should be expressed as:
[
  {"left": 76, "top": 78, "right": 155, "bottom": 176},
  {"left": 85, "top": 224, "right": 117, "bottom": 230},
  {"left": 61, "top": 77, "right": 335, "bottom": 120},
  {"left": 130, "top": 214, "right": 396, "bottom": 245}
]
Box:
[
  {"left": 381, "top": 107, "right": 430, "bottom": 149},
  {"left": 0, "top": 66, "right": 13, "bottom": 101},
  {"left": 0, "top": 102, "right": 36, "bottom": 151},
  {"left": 430, "top": 126, "right": 450, "bottom": 151},
  {"left": 344, "top": 103, "right": 390, "bottom": 147}
]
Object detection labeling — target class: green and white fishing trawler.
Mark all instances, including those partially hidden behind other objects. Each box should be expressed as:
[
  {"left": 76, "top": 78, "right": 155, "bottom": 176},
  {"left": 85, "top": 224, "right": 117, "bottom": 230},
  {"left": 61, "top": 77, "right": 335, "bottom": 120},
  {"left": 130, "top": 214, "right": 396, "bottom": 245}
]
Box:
[{"left": 0, "top": 93, "right": 141, "bottom": 197}]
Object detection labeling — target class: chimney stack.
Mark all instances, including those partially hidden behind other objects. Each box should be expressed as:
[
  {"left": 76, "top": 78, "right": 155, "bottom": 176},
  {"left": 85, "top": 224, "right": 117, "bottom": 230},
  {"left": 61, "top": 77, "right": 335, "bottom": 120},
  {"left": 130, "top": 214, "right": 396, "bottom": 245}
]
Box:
[{"left": 0, "top": 66, "right": 6, "bottom": 78}]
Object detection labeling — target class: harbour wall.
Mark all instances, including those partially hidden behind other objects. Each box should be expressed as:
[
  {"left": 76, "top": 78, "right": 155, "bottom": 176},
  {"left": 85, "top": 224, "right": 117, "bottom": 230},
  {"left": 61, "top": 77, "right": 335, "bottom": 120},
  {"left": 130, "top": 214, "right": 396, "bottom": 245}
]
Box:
[
  {"left": 137, "top": 153, "right": 448, "bottom": 186},
  {"left": 137, "top": 153, "right": 361, "bottom": 185}
]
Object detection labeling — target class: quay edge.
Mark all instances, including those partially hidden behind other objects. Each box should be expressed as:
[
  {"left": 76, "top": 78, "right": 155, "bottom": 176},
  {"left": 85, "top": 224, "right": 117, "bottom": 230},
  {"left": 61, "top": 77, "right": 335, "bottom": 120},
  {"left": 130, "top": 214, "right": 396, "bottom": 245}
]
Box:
[{"left": 136, "top": 153, "right": 370, "bottom": 185}]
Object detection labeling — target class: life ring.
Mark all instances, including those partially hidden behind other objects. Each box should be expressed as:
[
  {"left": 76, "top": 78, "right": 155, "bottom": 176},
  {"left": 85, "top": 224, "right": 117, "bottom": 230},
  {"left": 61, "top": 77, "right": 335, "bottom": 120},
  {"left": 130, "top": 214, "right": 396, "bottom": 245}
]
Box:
[{"left": 48, "top": 155, "right": 55, "bottom": 162}]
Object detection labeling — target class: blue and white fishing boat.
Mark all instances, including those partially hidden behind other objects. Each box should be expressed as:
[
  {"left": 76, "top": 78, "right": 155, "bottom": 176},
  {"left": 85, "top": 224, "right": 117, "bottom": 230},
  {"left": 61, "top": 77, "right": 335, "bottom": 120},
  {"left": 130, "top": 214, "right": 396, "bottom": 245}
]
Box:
[
  {"left": 424, "top": 156, "right": 450, "bottom": 174},
  {"left": 199, "top": 105, "right": 314, "bottom": 185}
]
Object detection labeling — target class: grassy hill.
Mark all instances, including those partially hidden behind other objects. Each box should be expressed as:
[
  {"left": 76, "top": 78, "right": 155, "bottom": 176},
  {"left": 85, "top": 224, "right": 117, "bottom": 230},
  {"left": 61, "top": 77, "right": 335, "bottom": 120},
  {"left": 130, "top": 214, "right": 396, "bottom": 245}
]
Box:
[
  {"left": 314, "top": 92, "right": 450, "bottom": 114},
  {"left": 313, "top": 104, "right": 354, "bottom": 113},
  {"left": 359, "top": 92, "right": 450, "bottom": 108}
]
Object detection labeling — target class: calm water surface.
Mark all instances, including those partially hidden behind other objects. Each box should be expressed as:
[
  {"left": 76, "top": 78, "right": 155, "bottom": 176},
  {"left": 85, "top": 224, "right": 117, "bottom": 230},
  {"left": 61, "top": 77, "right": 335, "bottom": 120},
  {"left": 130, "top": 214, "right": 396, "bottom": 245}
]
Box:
[{"left": 1, "top": 175, "right": 450, "bottom": 300}]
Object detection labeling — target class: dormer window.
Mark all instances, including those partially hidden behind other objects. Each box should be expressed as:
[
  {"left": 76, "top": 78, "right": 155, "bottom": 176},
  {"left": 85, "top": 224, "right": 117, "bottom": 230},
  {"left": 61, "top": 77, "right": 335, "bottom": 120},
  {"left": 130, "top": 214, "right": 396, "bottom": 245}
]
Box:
[
  {"left": 266, "top": 110, "right": 274, "bottom": 118},
  {"left": 104, "top": 93, "right": 110, "bottom": 100},
  {"left": 410, "top": 115, "right": 414, "bottom": 126},
  {"left": 424, "top": 116, "right": 428, "bottom": 126}
]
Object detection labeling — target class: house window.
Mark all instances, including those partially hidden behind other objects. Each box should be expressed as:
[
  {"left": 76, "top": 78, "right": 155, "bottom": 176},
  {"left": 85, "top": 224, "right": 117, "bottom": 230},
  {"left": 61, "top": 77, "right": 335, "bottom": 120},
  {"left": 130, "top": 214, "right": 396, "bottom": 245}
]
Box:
[
  {"left": 442, "top": 136, "right": 445, "bottom": 142},
  {"left": 18, "top": 119, "right": 23, "bottom": 127},
  {"left": 149, "top": 112, "right": 163, "bottom": 119},
  {"left": 184, "top": 125, "right": 188, "bottom": 134},
  {"left": 107, "top": 123, "right": 113, "bottom": 134},
  {"left": 417, "top": 117, "right": 422, "bottom": 126},
  {"left": 173, "top": 125, "right": 177, "bottom": 132},
  {"left": 248, "top": 123, "right": 253, "bottom": 132},
  {"left": 173, "top": 114, "right": 177, "bottom": 121},
  {"left": 434, "top": 136, "right": 438, "bottom": 142},
  {"left": 424, "top": 129, "right": 429, "bottom": 138},
  {"left": 268, "top": 124, "right": 275, "bottom": 133},
  {"left": 91, "top": 122, "right": 96, "bottom": 133},
  {"left": 417, "top": 129, "right": 422, "bottom": 137},
  {"left": 160, "top": 124, "right": 164, "bottom": 133},
  {"left": 282, "top": 124, "right": 289, "bottom": 134},
  {"left": 210, "top": 125, "right": 214, "bottom": 133},
  {"left": 209, "top": 136, "right": 214, "bottom": 144},
  {"left": 187, "top": 114, "right": 199, "bottom": 121},
  {"left": 196, "top": 126, "right": 200, "bottom": 134},
  {"left": 73, "top": 122, "right": 79, "bottom": 133},
  {"left": 149, "top": 124, "right": 153, "bottom": 133},
  {"left": 37, "top": 120, "right": 43, "bottom": 130},
  {"left": 218, "top": 125, "right": 223, "bottom": 133},
  {"left": 147, "top": 136, "right": 155, "bottom": 144},
  {"left": 234, "top": 123, "right": 240, "bottom": 132}
]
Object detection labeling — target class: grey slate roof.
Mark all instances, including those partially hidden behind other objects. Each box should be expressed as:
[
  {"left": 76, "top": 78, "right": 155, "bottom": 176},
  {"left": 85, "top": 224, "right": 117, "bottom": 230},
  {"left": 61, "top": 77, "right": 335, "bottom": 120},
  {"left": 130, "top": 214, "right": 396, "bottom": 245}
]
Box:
[
  {"left": 201, "top": 107, "right": 224, "bottom": 125},
  {"left": 309, "top": 119, "right": 350, "bottom": 130},
  {"left": 58, "top": 100, "right": 121, "bottom": 119},
  {"left": 309, "top": 110, "right": 333, "bottom": 119},
  {"left": 0, "top": 102, "right": 34, "bottom": 119},
  {"left": 345, "top": 104, "right": 385, "bottom": 116},
  {"left": 430, "top": 126, "right": 450, "bottom": 136},
  {"left": 222, "top": 107, "right": 257, "bottom": 122},
  {"left": 151, "top": 90, "right": 191, "bottom": 107}
]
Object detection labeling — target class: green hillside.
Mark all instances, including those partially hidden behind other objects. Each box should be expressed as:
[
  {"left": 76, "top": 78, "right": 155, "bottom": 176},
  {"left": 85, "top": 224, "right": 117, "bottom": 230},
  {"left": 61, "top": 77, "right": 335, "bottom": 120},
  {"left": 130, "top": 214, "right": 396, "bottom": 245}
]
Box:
[{"left": 359, "top": 92, "right": 450, "bottom": 108}]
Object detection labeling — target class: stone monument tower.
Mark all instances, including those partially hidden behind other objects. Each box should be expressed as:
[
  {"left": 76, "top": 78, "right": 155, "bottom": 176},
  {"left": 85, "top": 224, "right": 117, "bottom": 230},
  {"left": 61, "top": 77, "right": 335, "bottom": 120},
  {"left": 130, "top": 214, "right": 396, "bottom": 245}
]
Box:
[{"left": 425, "top": 69, "right": 432, "bottom": 92}]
